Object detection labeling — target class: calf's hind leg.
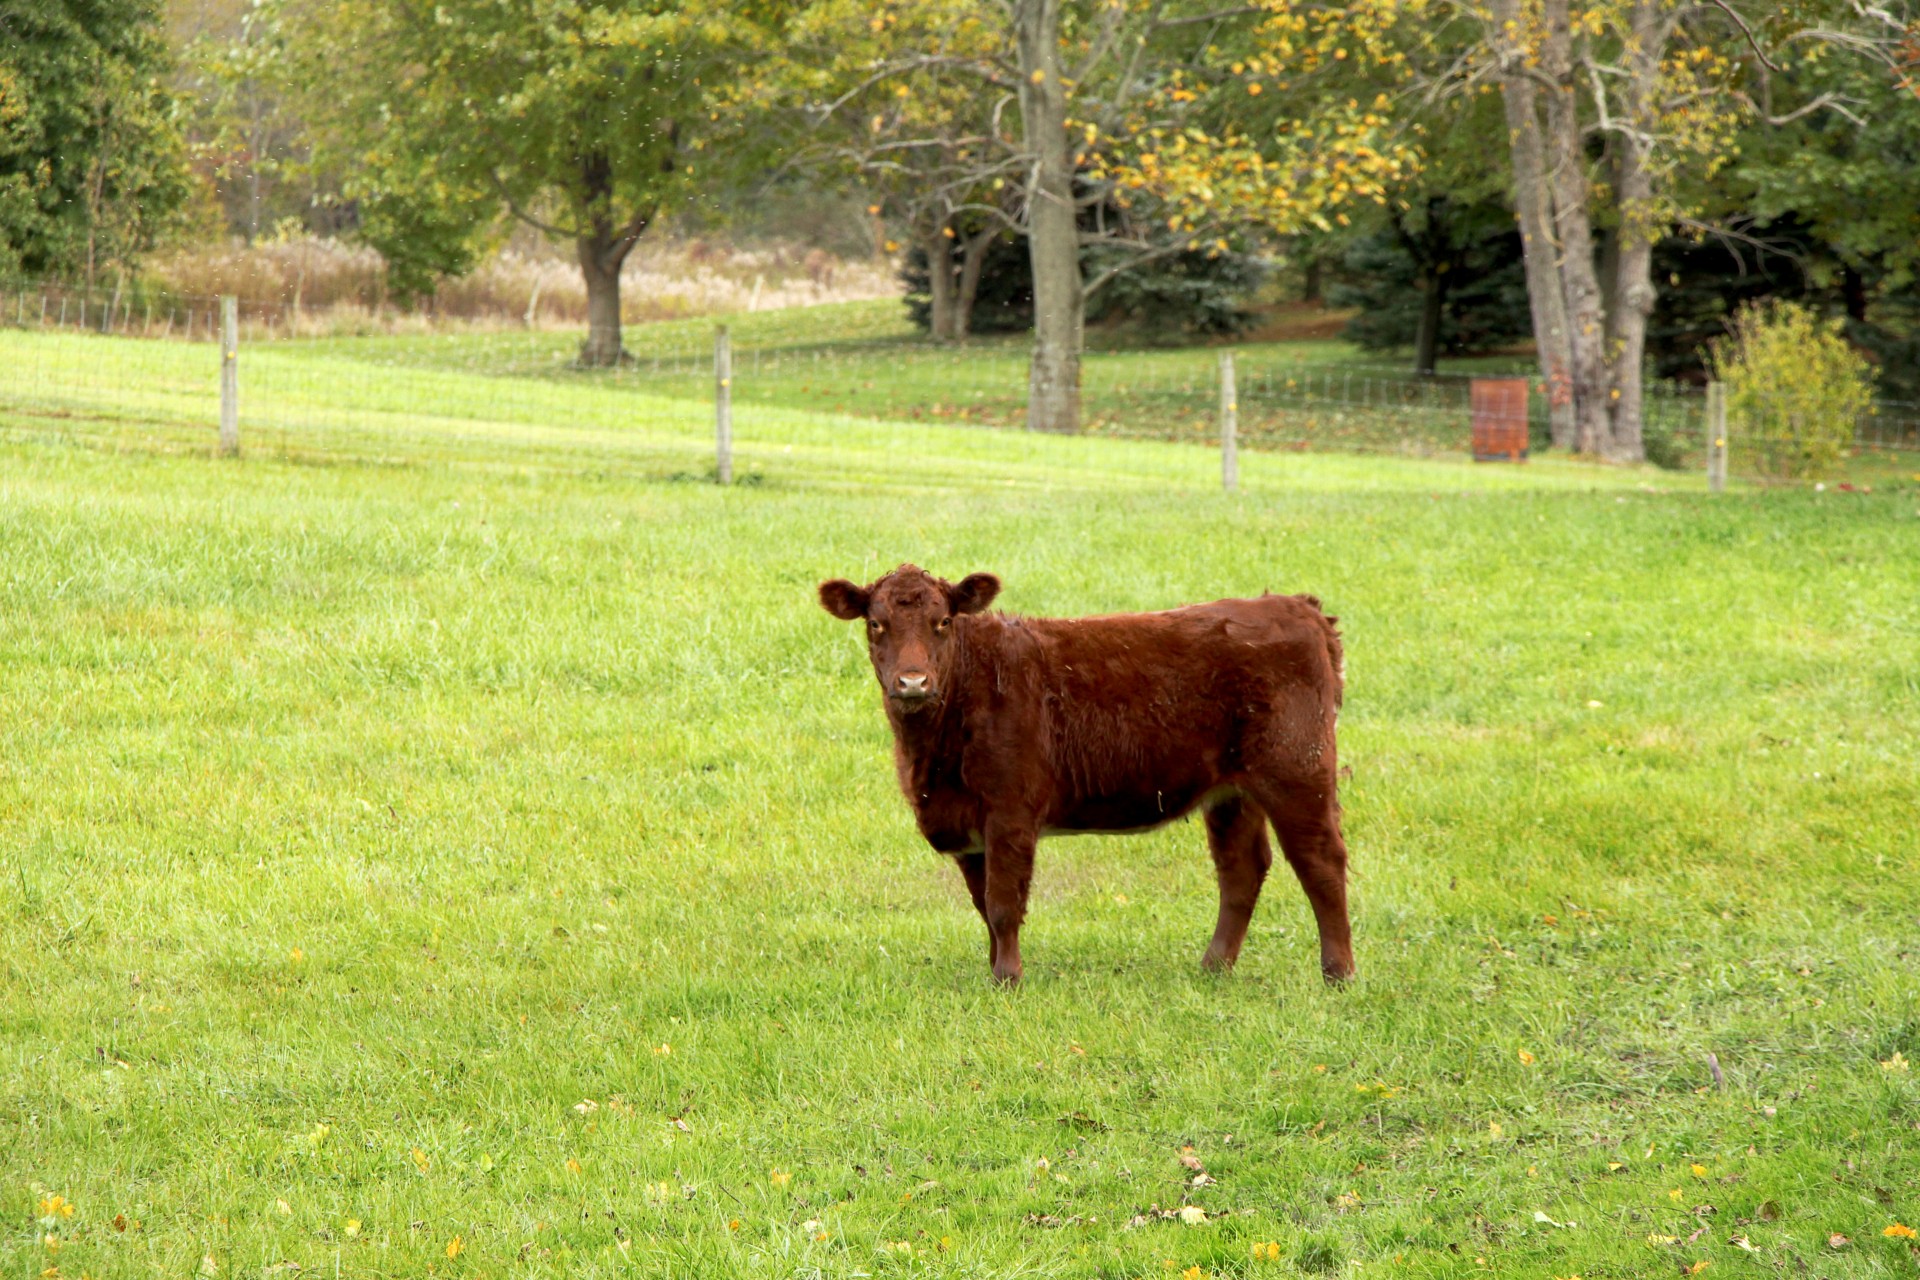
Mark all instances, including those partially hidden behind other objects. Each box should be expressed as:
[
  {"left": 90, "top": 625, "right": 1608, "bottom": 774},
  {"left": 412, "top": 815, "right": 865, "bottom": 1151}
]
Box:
[
  {"left": 1247, "top": 782, "right": 1355, "bottom": 983},
  {"left": 1201, "top": 795, "right": 1273, "bottom": 971}
]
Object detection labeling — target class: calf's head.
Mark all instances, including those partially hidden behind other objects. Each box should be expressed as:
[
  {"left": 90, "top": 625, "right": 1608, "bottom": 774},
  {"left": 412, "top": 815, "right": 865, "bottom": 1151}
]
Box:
[{"left": 819, "top": 564, "right": 1000, "bottom": 709}]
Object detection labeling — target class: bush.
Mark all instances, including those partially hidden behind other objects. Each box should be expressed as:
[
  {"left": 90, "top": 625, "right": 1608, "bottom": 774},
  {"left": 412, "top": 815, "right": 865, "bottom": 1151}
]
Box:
[{"left": 1710, "top": 300, "right": 1876, "bottom": 480}]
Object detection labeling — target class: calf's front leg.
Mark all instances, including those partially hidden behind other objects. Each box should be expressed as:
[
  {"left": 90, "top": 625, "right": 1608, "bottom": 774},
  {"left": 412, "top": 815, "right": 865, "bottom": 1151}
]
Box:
[
  {"left": 955, "top": 852, "right": 996, "bottom": 970},
  {"left": 982, "top": 819, "right": 1037, "bottom": 985}
]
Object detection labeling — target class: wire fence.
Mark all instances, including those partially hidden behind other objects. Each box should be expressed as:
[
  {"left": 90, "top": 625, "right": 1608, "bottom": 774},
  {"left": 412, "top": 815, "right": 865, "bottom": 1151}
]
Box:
[{"left": 3, "top": 279, "right": 1916, "bottom": 486}]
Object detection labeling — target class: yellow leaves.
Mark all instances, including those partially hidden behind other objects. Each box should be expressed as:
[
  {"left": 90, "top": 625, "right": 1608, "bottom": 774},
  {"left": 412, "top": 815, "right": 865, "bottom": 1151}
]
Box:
[
  {"left": 306, "top": 1123, "right": 330, "bottom": 1148},
  {"left": 444, "top": 1236, "right": 464, "bottom": 1261},
  {"left": 564, "top": 1158, "right": 582, "bottom": 1175},
  {"left": 289, "top": 947, "right": 305, "bottom": 964},
  {"left": 1647, "top": 1234, "right": 1679, "bottom": 1246},
  {"left": 1247, "top": 83, "right": 1263, "bottom": 95},
  {"left": 770, "top": 1169, "right": 792, "bottom": 1188},
  {"left": 274, "top": 1199, "right": 292, "bottom": 1216},
  {"left": 1251, "top": 1240, "right": 1282, "bottom": 1261},
  {"left": 1887, "top": 1223, "right": 1919, "bottom": 1239},
  {"left": 1030, "top": 69, "right": 1046, "bottom": 84},
  {"left": 1690, "top": 1163, "right": 1708, "bottom": 1178},
  {"left": 1882, "top": 1052, "right": 1911, "bottom": 1072},
  {"left": 410, "top": 1148, "right": 430, "bottom": 1174},
  {"left": 1183, "top": 1267, "right": 1207, "bottom": 1280},
  {"left": 38, "top": 1197, "right": 75, "bottom": 1222},
  {"left": 643, "top": 1180, "right": 675, "bottom": 1203},
  {"left": 344, "top": 1220, "right": 362, "bottom": 1238},
  {"left": 1685, "top": 1261, "right": 1711, "bottom": 1275},
  {"left": 1177, "top": 1205, "right": 1209, "bottom": 1226},
  {"left": 1668, "top": 1189, "right": 1685, "bottom": 1201},
  {"left": 1518, "top": 1049, "right": 1537, "bottom": 1065}
]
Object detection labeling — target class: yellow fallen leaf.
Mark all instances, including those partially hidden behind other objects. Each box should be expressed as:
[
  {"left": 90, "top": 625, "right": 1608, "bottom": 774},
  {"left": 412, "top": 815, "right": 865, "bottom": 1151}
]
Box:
[
  {"left": 1886, "top": 1223, "right": 1918, "bottom": 1239},
  {"left": 1183, "top": 1267, "right": 1206, "bottom": 1280},
  {"left": 344, "top": 1220, "right": 361, "bottom": 1238},
  {"left": 445, "top": 1236, "right": 463, "bottom": 1260},
  {"left": 564, "top": 1158, "right": 582, "bottom": 1175},
  {"left": 770, "top": 1169, "right": 791, "bottom": 1188},
  {"left": 1668, "top": 1189, "right": 1685, "bottom": 1201},
  {"left": 1690, "top": 1163, "right": 1708, "bottom": 1178},
  {"left": 410, "top": 1149, "right": 429, "bottom": 1174},
  {"left": 1687, "top": 1261, "right": 1711, "bottom": 1275},
  {"left": 274, "top": 1200, "right": 291, "bottom": 1216},
  {"left": 1519, "top": 1049, "right": 1536, "bottom": 1065}
]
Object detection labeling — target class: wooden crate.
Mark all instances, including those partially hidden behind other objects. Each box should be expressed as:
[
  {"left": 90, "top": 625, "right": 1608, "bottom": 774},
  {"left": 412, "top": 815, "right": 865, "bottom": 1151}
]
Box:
[{"left": 1471, "top": 377, "right": 1530, "bottom": 462}]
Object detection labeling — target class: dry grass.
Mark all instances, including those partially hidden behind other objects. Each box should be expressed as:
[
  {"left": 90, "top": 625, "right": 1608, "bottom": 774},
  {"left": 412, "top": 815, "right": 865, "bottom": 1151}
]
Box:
[{"left": 137, "top": 234, "right": 900, "bottom": 336}]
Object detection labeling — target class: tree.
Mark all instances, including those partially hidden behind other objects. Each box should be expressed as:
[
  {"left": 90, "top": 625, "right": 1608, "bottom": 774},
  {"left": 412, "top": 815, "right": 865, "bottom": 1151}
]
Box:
[
  {"left": 772, "top": 0, "right": 1019, "bottom": 340},
  {"left": 0, "top": 0, "right": 189, "bottom": 284},
  {"left": 293, "top": 0, "right": 768, "bottom": 364},
  {"left": 1480, "top": 0, "right": 1916, "bottom": 459},
  {"left": 1329, "top": 197, "right": 1531, "bottom": 369}
]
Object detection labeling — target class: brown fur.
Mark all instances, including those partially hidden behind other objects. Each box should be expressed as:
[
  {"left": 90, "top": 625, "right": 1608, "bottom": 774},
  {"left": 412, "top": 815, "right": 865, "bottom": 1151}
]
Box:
[{"left": 819, "top": 564, "right": 1354, "bottom": 985}]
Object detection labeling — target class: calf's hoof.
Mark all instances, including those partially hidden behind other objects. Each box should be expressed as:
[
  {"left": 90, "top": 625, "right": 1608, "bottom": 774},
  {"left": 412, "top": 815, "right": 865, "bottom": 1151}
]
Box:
[
  {"left": 1200, "top": 949, "right": 1235, "bottom": 972},
  {"left": 991, "top": 961, "right": 1023, "bottom": 987},
  {"left": 1321, "top": 963, "right": 1357, "bottom": 986}
]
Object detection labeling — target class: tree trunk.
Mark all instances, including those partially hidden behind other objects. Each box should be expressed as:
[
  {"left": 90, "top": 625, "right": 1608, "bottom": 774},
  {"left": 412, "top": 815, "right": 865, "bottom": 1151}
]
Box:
[
  {"left": 1539, "top": 0, "right": 1610, "bottom": 455},
  {"left": 1302, "top": 255, "right": 1323, "bottom": 304},
  {"left": 1600, "top": 0, "right": 1662, "bottom": 463},
  {"left": 1014, "top": 0, "right": 1084, "bottom": 433},
  {"left": 955, "top": 228, "right": 996, "bottom": 339},
  {"left": 1414, "top": 267, "right": 1446, "bottom": 375},
  {"left": 573, "top": 150, "right": 651, "bottom": 368},
  {"left": 577, "top": 230, "right": 631, "bottom": 367},
  {"left": 923, "top": 226, "right": 958, "bottom": 341},
  {"left": 1491, "top": 15, "right": 1577, "bottom": 450},
  {"left": 1840, "top": 265, "right": 1868, "bottom": 321}
]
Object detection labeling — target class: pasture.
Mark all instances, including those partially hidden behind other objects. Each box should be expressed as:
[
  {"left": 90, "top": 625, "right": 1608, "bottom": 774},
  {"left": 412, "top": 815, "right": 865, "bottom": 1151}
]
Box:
[{"left": 3, "top": 323, "right": 1919, "bottom": 1279}]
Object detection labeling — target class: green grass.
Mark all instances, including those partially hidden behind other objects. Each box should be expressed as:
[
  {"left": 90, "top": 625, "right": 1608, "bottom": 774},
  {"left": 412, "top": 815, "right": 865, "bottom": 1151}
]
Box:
[
  {"left": 3, "top": 324, "right": 1920, "bottom": 1280},
  {"left": 282, "top": 298, "right": 1524, "bottom": 453}
]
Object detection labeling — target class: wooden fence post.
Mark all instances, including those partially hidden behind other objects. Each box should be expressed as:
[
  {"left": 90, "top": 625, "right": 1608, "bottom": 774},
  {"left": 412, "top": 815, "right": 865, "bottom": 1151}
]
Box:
[
  {"left": 1220, "top": 350, "right": 1238, "bottom": 493},
  {"left": 714, "top": 324, "right": 733, "bottom": 485},
  {"left": 1706, "top": 380, "right": 1726, "bottom": 493},
  {"left": 218, "top": 295, "right": 240, "bottom": 457}
]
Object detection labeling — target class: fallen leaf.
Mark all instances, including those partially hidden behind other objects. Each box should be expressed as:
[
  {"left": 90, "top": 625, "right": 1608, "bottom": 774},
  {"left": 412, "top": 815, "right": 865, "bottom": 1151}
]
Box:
[
  {"left": 1518, "top": 1049, "right": 1536, "bottom": 1065},
  {"left": 1828, "top": 1234, "right": 1850, "bottom": 1249},
  {"left": 1755, "top": 1201, "right": 1780, "bottom": 1221},
  {"left": 1178, "top": 1206, "right": 1208, "bottom": 1226},
  {"left": 1886, "top": 1224, "right": 1918, "bottom": 1239},
  {"left": 1179, "top": 1154, "right": 1205, "bottom": 1172},
  {"left": 1730, "top": 1235, "right": 1758, "bottom": 1253},
  {"left": 445, "top": 1237, "right": 463, "bottom": 1260}
]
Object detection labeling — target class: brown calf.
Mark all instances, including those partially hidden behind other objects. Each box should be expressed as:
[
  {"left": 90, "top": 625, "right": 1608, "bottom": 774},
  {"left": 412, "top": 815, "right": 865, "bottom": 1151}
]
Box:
[{"left": 818, "top": 564, "right": 1353, "bottom": 986}]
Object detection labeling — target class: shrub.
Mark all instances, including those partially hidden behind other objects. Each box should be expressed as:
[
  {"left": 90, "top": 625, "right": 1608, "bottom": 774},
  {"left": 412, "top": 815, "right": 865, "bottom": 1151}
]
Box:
[{"left": 1711, "top": 300, "right": 1875, "bottom": 480}]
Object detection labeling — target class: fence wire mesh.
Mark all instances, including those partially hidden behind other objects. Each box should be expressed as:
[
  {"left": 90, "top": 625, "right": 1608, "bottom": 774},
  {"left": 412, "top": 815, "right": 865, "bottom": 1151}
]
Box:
[{"left": 3, "top": 280, "right": 1915, "bottom": 486}]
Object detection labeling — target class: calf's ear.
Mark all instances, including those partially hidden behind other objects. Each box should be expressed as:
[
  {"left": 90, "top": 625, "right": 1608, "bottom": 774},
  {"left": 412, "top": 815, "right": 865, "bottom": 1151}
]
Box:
[
  {"left": 818, "top": 579, "right": 871, "bottom": 621},
  {"left": 948, "top": 572, "right": 1001, "bottom": 614}
]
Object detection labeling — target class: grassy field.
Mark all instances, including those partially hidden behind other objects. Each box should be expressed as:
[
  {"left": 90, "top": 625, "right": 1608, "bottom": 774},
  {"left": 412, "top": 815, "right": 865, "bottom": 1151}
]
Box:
[{"left": 3, "top": 322, "right": 1920, "bottom": 1280}]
